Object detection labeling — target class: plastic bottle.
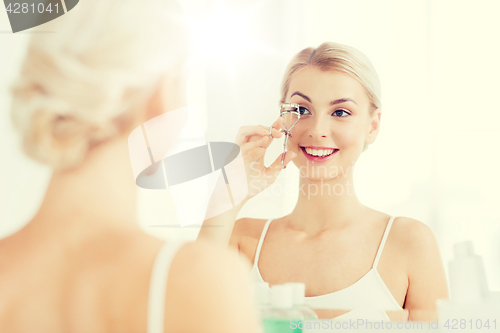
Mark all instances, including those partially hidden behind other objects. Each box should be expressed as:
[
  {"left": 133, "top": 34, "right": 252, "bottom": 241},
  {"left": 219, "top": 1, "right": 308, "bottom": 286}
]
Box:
[
  {"left": 285, "top": 282, "right": 319, "bottom": 320},
  {"left": 253, "top": 282, "right": 270, "bottom": 322},
  {"left": 436, "top": 241, "right": 500, "bottom": 332},
  {"left": 448, "top": 240, "right": 489, "bottom": 304},
  {"left": 262, "top": 284, "right": 303, "bottom": 333}
]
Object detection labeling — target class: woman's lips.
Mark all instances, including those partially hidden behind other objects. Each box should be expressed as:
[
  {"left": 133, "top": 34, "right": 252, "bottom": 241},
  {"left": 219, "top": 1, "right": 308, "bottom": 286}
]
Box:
[{"left": 300, "top": 147, "right": 338, "bottom": 162}]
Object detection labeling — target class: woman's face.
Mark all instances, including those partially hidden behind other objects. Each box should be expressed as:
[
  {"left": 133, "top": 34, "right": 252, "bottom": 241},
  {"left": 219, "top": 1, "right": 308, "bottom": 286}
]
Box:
[{"left": 284, "top": 66, "right": 379, "bottom": 181}]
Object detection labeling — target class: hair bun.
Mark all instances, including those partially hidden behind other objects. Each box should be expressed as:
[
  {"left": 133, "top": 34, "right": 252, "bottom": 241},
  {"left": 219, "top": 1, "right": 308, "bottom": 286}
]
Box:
[
  {"left": 10, "top": 0, "right": 187, "bottom": 171},
  {"left": 11, "top": 80, "right": 116, "bottom": 171}
]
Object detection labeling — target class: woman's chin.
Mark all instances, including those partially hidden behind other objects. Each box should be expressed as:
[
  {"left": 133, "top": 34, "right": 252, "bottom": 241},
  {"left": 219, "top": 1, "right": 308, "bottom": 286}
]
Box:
[
  {"left": 295, "top": 162, "right": 341, "bottom": 178},
  {"left": 300, "top": 175, "right": 340, "bottom": 182},
  {"left": 297, "top": 169, "right": 343, "bottom": 181}
]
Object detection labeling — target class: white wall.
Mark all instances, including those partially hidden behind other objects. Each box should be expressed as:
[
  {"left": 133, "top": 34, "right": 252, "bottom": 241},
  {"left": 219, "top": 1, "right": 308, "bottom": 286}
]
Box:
[{"left": 1, "top": 0, "right": 500, "bottom": 291}]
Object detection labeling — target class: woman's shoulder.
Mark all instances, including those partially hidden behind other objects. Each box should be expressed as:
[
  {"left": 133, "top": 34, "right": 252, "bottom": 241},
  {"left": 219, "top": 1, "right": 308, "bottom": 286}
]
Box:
[
  {"left": 363, "top": 209, "right": 435, "bottom": 241},
  {"left": 364, "top": 210, "right": 439, "bottom": 258},
  {"left": 232, "top": 217, "right": 270, "bottom": 241},
  {"left": 388, "top": 216, "right": 442, "bottom": 267},
  {"left": 386, "top": 216, "right": 449, "bottom": 316},
  {"left": 165, "top": 240, "right": 252, "bottom": 292},
  {"left": 170, "top": 239, "right": 250, "bottom": 270},
  {"left": 163, "top": 240, "right": 260, "bottom": 333},
  {"left": 124, "top": 234, "right": 250, "bottom": 277},
  {"left": 229, "top": 217, "right": 271, "bottom": 263},
  {"left": 390, "top": 216, "right": 438, "bottom": 247},
  {"left": 123, "top": 236, "right": 256, "bottom": 332}
]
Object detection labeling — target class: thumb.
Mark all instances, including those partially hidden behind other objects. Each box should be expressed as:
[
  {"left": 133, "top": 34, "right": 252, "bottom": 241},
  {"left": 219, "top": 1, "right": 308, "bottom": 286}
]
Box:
[{"left": 264, "top": 151, "right": 297, "bottom": 180}]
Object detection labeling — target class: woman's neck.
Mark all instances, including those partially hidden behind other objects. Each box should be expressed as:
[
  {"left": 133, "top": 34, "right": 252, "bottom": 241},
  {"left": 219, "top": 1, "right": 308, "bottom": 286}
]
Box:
[
  {"left": 288, "top": 172, "right": 367, "bottom": 236},
  {"left": 28, "top": 135, "right": 140, "bottom": 240}
]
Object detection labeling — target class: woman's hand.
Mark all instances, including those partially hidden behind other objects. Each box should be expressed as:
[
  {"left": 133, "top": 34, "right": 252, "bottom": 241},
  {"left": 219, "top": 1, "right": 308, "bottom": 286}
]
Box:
[
  {"left": 234, "top": 116, "right": 297, "bottom": 201},
  {"left": 198, "top": 117, "right": 296, "bottom": 245}
]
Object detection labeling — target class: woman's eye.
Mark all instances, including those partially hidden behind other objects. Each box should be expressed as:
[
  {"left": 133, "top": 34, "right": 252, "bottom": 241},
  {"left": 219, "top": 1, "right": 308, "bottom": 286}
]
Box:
[
  {"left": 298, "top": 106, "right": 310, "bottom": 115},
  {"left": 332, "top": 109, "right": 350, "bottom": 117}
]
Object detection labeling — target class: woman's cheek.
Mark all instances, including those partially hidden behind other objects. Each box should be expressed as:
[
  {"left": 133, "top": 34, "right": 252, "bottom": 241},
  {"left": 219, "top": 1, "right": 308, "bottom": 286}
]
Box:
[
  {"left": 336, "top": 126, "right": 363, "bottom": 150},
  {"left": 288, "top": 126, "right": 306, "bottom": 148},
  {"left": 287, "top": 136, "right": 300, "bottom": 152}
]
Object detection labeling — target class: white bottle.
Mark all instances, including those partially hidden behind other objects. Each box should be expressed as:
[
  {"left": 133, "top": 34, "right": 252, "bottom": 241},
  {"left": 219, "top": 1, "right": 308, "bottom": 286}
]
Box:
[
  {"left": 285, "top": 282, "right": 318, "bottom": 320},
  {"left": 262, "top": 284, "right": 303, "bottom": 333},
  {"left": 437, "top": 241, "right": 500, "bottom": 331},
  {"left": 449, "top": 240, "right": 489, "bottom": 304},
  {"left": 253, "top": 282, "right": 270, "bottom": 321}
]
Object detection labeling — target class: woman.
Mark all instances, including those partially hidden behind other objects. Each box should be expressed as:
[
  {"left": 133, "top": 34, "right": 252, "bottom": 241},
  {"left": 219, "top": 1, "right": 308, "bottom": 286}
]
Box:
[
  {"left": 0, "top": 0, "right": 261, "bottom": 332},
  {"left": 198, "top": 42, "right": 449, "bottom": 322}
]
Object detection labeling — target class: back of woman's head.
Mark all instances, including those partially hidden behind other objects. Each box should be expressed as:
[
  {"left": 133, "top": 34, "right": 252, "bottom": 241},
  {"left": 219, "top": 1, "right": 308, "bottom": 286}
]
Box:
[
  {"left": 281, "top": 42, "right": 381, "bottom": 111},
  {"left": 10, "top": 0, "right": 187, "bottom": 171}
]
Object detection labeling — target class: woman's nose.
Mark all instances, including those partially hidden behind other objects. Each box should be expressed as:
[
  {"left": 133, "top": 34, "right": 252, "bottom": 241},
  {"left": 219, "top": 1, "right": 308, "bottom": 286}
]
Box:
[{"left": 308, "top": 116, "right": 329, "bottom": 139}]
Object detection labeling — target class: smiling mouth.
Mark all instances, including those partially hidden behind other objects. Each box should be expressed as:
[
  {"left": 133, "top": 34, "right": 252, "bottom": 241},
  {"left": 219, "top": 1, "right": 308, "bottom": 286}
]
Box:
[{"left": 300, "top": 147, "right": 339, "bottom": 157}]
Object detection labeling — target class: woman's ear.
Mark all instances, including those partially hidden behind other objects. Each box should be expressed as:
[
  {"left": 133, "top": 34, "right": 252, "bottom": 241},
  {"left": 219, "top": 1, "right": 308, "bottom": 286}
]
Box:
[
  {"left": 144, "top": 78, "right": 167, "bottom": 122},
  {"left": 144, "top": 70, "right": 187, "bottom": 123},
  {"left": 365, "top": 107, "right": 381, "bottom": 145},
  {"left": 117, "top": 78, "right": 168, "bottom": 136},
  {"left": 122, "top": 71, "right": 185, "bottom": 138}
]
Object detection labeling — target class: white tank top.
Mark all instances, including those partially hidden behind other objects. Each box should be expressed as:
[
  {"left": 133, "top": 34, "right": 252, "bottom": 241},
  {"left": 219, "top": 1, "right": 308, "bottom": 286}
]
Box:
[
  {"left": 147, "top": 240, "right": 190, "bottom": 333},
  {"left": 249, "top": 216, "right": 404, "bottom": 321}
]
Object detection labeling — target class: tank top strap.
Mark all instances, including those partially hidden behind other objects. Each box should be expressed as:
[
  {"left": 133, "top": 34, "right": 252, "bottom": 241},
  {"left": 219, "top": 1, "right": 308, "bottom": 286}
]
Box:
[
  {"left": 372, "top": 216, "right": 396, "bottom": 269},
  {"left": 148, "top": 240, "right": 190, "bottom": 333},
  {"left": 253, "top": 218, "right": 274, "bottom": 266}
]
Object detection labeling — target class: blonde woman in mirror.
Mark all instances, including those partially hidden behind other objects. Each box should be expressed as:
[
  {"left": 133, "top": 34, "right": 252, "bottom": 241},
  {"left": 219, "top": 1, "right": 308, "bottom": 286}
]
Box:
[
  {"left": 198, "top": 42, "right": 448, "bottom": 322},
  {"left": 0, "top": 0, "right": 262, "bottom": 332}
]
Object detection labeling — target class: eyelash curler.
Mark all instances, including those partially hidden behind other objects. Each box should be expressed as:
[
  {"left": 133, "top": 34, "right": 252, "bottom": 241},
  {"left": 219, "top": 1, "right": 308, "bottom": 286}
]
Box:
[{"left": 277, "top": 103, "right": 301, "bottom": 169}]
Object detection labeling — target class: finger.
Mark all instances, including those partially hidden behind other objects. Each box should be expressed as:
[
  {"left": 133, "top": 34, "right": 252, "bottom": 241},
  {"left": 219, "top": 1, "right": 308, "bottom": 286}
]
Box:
[
  {"left": 246, "top": 147, "right": 266, "bottom": 161},
  {"left": 268, "top": 126, "right": 283, "bottom": 139},
  {"left": 261, "top": 129, "right": 279, "bottom": 149},
  {"left": 273, "top": 116, "right": 284, "bottom": 130},
  {"left": 256, "top": 120, "right": 281, "bottom": 131},
  {"left": 240, "top": 136, "right": 268, "bottom": 155},
  {"left": 264, "top": 150, "right": 297, "bottom": 181},
  {"left": 253, "top": 124, "right": 283, "bottom": 140},
  {"left": 268, "top": 116, "right": 285, "bottom": 140},
  {"left": 235, "top": 126, "right": 269, "bottom": 146},
  {"left": 248, "top": 134, "right": 263, "bottom": 142}
]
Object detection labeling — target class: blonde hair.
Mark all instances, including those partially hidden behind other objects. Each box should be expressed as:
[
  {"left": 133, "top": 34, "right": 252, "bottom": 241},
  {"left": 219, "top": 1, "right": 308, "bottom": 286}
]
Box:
[
  {"left": 10, "top": 0, "right": 187, "bottom": 171},
  {"left": 280, "top": 42, "right": 381, "bottom": 151}
]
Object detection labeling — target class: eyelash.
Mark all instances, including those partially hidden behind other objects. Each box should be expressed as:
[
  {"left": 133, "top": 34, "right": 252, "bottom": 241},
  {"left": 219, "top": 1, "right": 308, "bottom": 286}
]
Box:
[
  {"left": 298, "top": 106, "right": 350, "bottom": 118},
  {"left": 298, "top": 106, "right": 310, "bottom": 115},
  {"left": 332, "top": 109, "right": 350, "bottom": 117}
]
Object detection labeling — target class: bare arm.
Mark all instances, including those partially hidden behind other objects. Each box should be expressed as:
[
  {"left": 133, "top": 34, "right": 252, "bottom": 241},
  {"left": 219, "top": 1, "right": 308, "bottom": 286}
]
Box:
[
  {"left": 403, "top": 219, "right": 449, "bottom": 321},
  {"left": 196, "top": 118, "right": 296, "bottom": 247},
  {"left": 196, "top": 194, "right": 247, "bottom": 247}
]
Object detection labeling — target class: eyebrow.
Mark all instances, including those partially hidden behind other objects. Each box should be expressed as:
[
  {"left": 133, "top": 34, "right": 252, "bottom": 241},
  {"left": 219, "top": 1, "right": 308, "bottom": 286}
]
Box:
[
  {"left": 290, "top": 91, "right": 311, "bottom": 102},
  {"left": 290, "top": 91, "right": 357, "bottom": 106},
  {"left": 330, "top": 98, "right": 357, "bottom": 106}
]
